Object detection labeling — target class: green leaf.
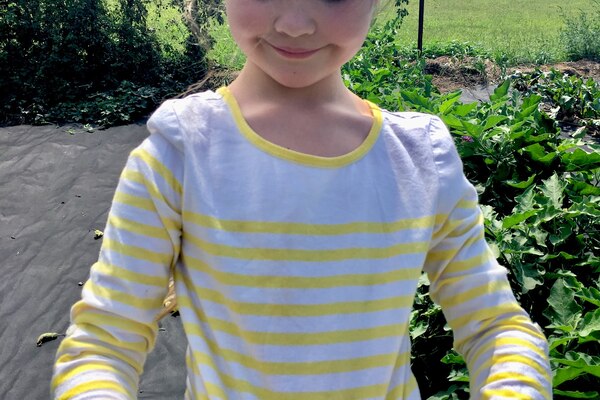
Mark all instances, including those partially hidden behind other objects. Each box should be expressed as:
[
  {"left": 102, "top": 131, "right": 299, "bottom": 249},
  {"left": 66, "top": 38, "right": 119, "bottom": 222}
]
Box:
[
  {"left": 441, "top": 114, "right": 464, "bottom": 130},
  {"left": 570, "top": 181, "right": 600, "bottom": 196},
  {"left": 514, "top": 185, "right": 537, "bottom": 212},
  {"left": 548, "top": 335, "right": 573, "bottom": 352},
  {"left": 523, "top": 143, "right": 557, "bottom": 166},
  {"left": 441, "top": 351, "right": 465, "bottom": 366},
  {"left": 561, "top": 148, "right": 600, "bottom": 171},
  {"left": 511, "top": 261, "right": 544, "bottom": 292},
  {"left": 545, "top": 279, "right": 582, "bottom": 328},
  {"left": 577, "top": 287, "right": 600, "bottom": 308},
  {"left": 541, "top": 173, "right": 565, "bottom": 209},
  {"left": 553, "top": 366, "right": 586, "bottom": 387},
  {"left": 490, "top": 79, "right": 510, "bottom": 102},
  {"left": 502, "top": 210, "right": 539, "bottom": 229},
  {"left": 460, "top": 120, "right": 484, "bottom": 136},
  {"left": 483, "top": 115, "right": 508, "bottom": 130},
  {"left": 553, "top": 389, "right": 600, "bottom": 399},
  {"left": 400, "top": 90, "right": 432, "bottom": 111},
  {"left": 505, "top": 174, "right": 536, "bottom": 189},
  {"left": 566, "top": 202, "right": 600, "bottom": 218},
  {"left": 517, "top": 95, "right": 542, "bottom": 119},
  {"left": 439, "top": 92, "right": 462, "bottom": 115},
  {"left": 554, "top": 351, "right": 600, "bottom": 378},
  {"left": 578, "top": 309, "right": 600, "bottom": 338},
  {"left": 452, "top": 102, "right": 478, "bottom": 117},
  {"left": 549, "top": 224, "right": 573, "bottom": 246}
]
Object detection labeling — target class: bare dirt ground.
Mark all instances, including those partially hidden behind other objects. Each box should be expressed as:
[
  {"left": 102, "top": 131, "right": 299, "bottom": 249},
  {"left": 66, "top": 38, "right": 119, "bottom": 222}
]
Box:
[
  {"left": 425, "top": 56, "right": 600, "bottom": 94},
  {"left": 425, "top": 57, "right": 600, "bottom": 141}
]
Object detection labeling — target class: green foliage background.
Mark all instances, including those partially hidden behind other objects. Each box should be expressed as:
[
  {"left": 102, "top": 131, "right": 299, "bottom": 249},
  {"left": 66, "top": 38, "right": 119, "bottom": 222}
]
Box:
[
  {"left": 343, "top": 12, "right": 600, "bottom": 400},
  {"left": 0, "top": 0, "right": 216, "bottom": 126}
]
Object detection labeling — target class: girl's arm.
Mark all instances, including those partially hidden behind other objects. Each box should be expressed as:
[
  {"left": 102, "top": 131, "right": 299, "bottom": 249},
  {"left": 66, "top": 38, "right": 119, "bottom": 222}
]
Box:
[
  {"left": 51, "top": 125, "right": 183, "bottom": 399},
  {"left": 423, "top": 117, "right": 552, "bottom": 399}
]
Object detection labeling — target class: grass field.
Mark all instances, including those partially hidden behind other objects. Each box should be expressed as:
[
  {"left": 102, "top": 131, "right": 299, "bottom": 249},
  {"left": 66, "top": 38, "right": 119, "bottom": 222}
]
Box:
[
  {"left": 391, "top": 0, "right": 596, "bottom": 63},
  {"left": 207, "top": 0, "right": 597, "bottom": 68}
]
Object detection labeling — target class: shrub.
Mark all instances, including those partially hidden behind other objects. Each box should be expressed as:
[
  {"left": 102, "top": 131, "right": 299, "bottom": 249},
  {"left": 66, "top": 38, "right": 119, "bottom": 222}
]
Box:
[
  {"left": 0, "top": 0, "right": 213, "bottom": 127},
  {"left": 560, "top": 0, "right": 600, "bottom": 61}
]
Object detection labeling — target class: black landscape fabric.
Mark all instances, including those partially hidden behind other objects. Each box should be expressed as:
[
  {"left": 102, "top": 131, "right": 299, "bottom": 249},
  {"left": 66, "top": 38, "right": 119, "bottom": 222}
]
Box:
[{"left": 0, "top": 123, "right": 187, "bottom": 399}]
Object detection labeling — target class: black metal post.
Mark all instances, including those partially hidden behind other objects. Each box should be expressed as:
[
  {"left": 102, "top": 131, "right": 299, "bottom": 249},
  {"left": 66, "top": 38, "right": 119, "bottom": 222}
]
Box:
[{"left": 417, "top": 0, "right": 425, "bottom": 53}]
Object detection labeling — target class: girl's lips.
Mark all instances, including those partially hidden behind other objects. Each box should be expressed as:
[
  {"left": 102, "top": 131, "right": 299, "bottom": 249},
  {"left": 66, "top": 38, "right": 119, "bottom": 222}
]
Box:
[{"left": 271, "top": 45, "right": 321, "bottom": 59}]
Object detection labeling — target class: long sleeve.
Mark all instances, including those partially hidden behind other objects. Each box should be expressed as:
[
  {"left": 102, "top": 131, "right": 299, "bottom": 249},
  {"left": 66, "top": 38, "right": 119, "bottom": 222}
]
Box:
[
  {"left": 423, "top": 117, "right": 552, "bottom": 399},
  {"left": 51, "top": 129, "right": 183, "bottom": 399}
]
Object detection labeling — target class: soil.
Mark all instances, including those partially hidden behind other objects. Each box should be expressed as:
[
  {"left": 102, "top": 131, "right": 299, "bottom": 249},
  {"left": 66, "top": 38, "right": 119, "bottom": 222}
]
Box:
[
  {"left": 424, "top": 57, "right": 600, "bottom": 142},
  {"left": 425, "top": 56, "right": 600, "bottom": 94}
]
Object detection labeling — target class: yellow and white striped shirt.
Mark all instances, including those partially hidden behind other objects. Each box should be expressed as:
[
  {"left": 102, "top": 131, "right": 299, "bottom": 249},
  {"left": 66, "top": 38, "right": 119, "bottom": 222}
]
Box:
[{"left": 52, "top": 87, "right": 551, "bottom": 399}]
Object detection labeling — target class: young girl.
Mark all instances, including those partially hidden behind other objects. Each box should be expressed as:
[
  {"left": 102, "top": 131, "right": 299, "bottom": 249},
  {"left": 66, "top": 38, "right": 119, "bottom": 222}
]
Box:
[{"left": 52, "top": 0, "right": 552, "bottom": 398}]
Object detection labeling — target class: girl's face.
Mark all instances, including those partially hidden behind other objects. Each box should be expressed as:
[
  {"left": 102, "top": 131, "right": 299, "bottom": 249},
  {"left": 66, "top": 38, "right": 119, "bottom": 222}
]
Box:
[{"left": 226, "top": 0, "right": 377, "bottom": 90}]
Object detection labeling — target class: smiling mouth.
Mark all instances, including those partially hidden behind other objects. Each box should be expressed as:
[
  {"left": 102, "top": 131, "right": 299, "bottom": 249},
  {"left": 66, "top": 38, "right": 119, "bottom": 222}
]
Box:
[{"left": 271, "top": 45, "right": 321, "bottom": 59}]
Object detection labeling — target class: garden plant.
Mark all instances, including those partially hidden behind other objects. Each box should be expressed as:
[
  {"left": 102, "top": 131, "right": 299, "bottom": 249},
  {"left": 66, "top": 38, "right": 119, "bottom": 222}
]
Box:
[{"left": 343, "top": 11, "right": 600, "bottom": 400}]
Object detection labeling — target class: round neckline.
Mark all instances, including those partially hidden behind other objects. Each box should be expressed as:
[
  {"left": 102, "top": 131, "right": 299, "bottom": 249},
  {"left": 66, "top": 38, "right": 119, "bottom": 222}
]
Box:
[{"left": 217, "top": 86, "right": 382, "bottom": 168}]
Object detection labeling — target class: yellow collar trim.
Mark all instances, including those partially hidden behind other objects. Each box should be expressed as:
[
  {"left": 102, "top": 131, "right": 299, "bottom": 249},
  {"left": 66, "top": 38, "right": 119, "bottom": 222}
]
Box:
[{"left": 217, "top": 87, "right": 382, "bottom": 168}]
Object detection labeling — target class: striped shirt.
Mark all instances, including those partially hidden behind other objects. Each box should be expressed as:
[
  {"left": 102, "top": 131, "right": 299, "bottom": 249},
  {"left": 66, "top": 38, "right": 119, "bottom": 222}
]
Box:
[{"left": 52, "top": 87, "right": 551, "bottom": 399}]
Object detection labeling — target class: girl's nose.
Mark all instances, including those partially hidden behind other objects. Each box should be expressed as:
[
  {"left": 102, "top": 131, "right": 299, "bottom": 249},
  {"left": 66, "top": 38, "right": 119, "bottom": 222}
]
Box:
[{"left": 273, "top": 4, "right": 317, "bottom": 37}]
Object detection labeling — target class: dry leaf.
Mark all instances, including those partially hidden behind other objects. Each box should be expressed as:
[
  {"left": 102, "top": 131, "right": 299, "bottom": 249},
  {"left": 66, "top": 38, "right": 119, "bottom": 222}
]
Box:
[{"left": 36, "top": 332, "right": 63, "bottom": 347}]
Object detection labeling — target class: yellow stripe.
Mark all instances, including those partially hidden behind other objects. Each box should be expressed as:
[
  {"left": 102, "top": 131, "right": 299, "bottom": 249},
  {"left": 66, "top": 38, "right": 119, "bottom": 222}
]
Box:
[
  {"left": 203, "top": 382, "right": 227, "bottom": 400},
  {"left": 108, "top": 215, "right": 171, "bottom": 241},
  {"left": 183, "top": 253, "right": 420, "bottom": 289},
  {"left": 112, "top": 192, "right": 181, "bottom": 232},
  {"left": 85, "top": 281, "right": 163, "bottom": 311},
  {"left": 473, "top": 353, "right": 550, "bottom": 385},
  {"left": 57, "top": 379, "right": 132, "bottom": 400},
  {"left": 186, "top": 348, "right": 229, "bottom": 398},
  {"left": 51, "top": 363, "right": 136, "bottom": 394},
  {"left": 72, "top": 304, "right": 158, "bottom": 341},
  {"left": 425, "top": 232, "right": 485, "bottom": 263},
  {"left": 113, "top": 191, "right": 154, "bottom": 211},
  {"left": 454, "top": 314, "right": 547, "bottom": 350},
  {"left": 76, "top": 322, "right": 149, "bottom": 353},
  {"left": 185, "top": 232, "right": 427, "bottom": 262},
  {"left": 56, "top": 340, "right": 143, "bottom": 375},
  {"left": 431, "top": 218, "right": 464, "bottom": 241},
  {"left": 191, "top": 286, "right": 414, "bottom": 317},
  {"left": 439, "top": 280, "right": 511, "bottom": 309},
  {"left": 478, "top": 315, "right": 547, "bottom": 342},
  {"left": 182, "top": 315, "right": 407, "bottom": 346},
  {"left": 469, "top": 337, "right": 548, "bottom": 368},
  {"left": 432, "top": 212, "right": 483, "bottom": 241},
  {"left": 485, "top": 370, "right": 547, "bottom": 396},
  {"left": 183, "top": 210, "right": 437, "bottom": 235},
  {"left": 435, "top": 251, "right": 494, "bottom": 279},
  {"left": 122, "top": 169, "right": 180, "bottom": 213},
  {"left": 481, "top": 388, "right": 533, "bottom": 400},
  {"left": 103, "top": 238, "right": 172, "bottom": 265},
  {"left": 457, "top": 198, "right": 478, "bottom": 209},
  {"left": 193, "top": 362, "right": 404, "bottom": 400},
  {"left": 92, "top": 261, "right": 167, "bottom": 287},
  {"left": 448, "top": 302, "right": 524, "bottom": 333},
  {"left": 385, "top": 373, "right": 419, "bottom": 400},
  {"left": 191, "top": 348, "right": 409, "bottom": 375},
  {"left": 130, "top": 147, "right": 182, "bottom": 195}
]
